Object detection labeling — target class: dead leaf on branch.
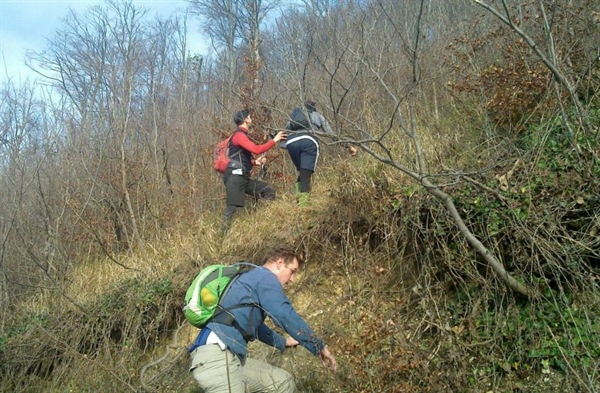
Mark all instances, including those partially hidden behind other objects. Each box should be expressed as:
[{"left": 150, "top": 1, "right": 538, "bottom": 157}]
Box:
[{"left": 496, "top": 159, "right": 523, "bottom": 191}]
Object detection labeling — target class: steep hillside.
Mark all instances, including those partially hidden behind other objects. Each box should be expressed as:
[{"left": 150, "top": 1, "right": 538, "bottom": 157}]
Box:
[
  {"left": 1, "top": 0, "right": 599, "bottom": 391},
  {"left": 1, "top": 133, "right": 599, "bottom": 392}
]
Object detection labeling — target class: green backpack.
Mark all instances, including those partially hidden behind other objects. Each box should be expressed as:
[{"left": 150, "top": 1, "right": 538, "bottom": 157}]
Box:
[{"left": 183, "top": 262, "right": 255, "bottom": 331}]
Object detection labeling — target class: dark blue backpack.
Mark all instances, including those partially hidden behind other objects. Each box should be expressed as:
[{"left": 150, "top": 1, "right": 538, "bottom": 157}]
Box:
[{"left": 287, "top": 107, "right": 312, "bottom": 131}]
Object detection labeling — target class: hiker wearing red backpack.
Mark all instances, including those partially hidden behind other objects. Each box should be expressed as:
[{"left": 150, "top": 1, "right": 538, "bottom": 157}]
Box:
[
  {"left": 222, "top": 110, "right": 287, "bottom": 230},
  {"left": 284, "top": 100, "right": 357, "bottom": 207}
]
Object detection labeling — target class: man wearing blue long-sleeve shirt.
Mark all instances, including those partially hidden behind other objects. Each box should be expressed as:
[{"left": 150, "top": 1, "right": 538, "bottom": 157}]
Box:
[{"left": 188, "top": 247, "right": 337, "bottom": 393}]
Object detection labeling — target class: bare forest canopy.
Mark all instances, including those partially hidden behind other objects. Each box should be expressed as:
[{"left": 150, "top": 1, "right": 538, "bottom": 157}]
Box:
[{"left": 1, "top": 0, "right": 599, "bottom": 392}]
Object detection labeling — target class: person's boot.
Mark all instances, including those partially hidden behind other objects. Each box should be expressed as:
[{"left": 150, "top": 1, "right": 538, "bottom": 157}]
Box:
[
  {"left": 221, "top": 205, "right": 236, "bottom": 235},
  {"left": 297, "top": 192, "right": 310, "bottom": 207}
]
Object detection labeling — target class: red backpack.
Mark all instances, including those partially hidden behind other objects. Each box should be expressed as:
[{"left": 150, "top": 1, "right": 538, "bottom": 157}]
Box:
[{"left": 212, "top": 136, "right": 232, "bottom": 173}]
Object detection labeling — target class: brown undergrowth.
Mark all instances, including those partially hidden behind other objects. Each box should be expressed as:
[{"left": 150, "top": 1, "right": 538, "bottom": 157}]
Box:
[{"left": 1, "top": 127, "right": 599, "bottom": 392}]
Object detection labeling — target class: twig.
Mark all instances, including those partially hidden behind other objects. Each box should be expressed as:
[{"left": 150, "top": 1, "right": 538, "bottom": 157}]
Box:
[
  {"left": 140, "top": 322, "right": 188, "bottom": 393},
  {"left": 462, "top": 175, "right": 510, "bottom": 206},
  {"left": 39, "top": 326, "right": 137, "bottom": 392},
  {"left": 547, "top": 325, "right": 593, "bottom": 393}
]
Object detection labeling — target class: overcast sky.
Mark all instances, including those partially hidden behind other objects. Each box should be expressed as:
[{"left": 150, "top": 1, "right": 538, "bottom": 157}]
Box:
[{"left": 0, "top": 0, "right": 207, "bottom": 85}]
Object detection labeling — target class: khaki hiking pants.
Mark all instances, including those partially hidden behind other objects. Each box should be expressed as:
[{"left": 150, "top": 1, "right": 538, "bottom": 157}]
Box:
[{"left": 190, "top": 344, "right": 295, "bottom": 393}]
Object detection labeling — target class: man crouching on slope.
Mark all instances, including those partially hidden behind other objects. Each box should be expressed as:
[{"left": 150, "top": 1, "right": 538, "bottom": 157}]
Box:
[{"left": 188, "top": 247, "right": 337, "bottom": 393}]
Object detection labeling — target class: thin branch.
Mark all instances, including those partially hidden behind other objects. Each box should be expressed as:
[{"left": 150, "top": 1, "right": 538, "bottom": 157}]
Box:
[{"left": 470, "top": 0, "right": 592, "bottom": 134}]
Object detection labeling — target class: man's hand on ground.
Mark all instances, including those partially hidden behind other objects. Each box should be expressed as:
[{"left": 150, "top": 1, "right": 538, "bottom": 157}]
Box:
[{"left": 320, "top": 346, "right": 338, "bottom": 373}]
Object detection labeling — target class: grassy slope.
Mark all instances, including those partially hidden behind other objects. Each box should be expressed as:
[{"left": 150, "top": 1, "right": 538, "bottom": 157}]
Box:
[{"left": 1, "top": 136, "right": 599, "bottom": 392}]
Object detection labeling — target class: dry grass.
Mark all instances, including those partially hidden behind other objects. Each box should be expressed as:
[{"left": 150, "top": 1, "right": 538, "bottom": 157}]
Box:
[{"left": 2, "top": 125, "right": 600, "bottom": 393}]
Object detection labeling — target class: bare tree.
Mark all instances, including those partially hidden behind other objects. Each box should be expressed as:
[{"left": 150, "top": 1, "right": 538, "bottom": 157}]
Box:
[
  {"left": 28, "top": 1, "right": 152, "bottom": 252},
  {"left": 279, "top": 0, "right": 532, "bottom": 295},
  {"left": 187, "top": 0, "right": 242, "bottom": 94},
  {"left": 0, "top": 81, "right": 41, "bottom": 316},
  {"left": 470, "top": 0, "right": 596, "bottom": 139},
  {"left": 0, "top": 78, "right": 88, "bottom": 320},
  {"left": 186, "top": 0, "right": 281, "bottom": 107}
]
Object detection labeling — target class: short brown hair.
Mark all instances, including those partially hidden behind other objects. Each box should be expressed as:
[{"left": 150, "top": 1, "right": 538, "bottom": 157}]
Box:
[{"left": 262, "top": 247, "right": 303, "bottom": 267}]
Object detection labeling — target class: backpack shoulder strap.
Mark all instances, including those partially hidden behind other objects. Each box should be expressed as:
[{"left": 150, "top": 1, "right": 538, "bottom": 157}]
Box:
[
  {"left": 229, "top": 129, "right": 245, "bottom": 144},
  {"left": 227, "top": 130, "right": 245, "bottom": 163},
  {"left": 209, "top": 261, "right": 259, "bottom": 341}
]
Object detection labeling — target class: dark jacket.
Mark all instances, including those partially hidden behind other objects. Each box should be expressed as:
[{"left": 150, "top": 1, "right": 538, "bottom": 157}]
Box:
[
  {"left": 285, "top": 107, "right": 335, "bottom": 135},
  {"left": 228, "top": 126, "right": 275, "bottom": 173}
]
